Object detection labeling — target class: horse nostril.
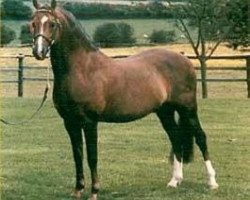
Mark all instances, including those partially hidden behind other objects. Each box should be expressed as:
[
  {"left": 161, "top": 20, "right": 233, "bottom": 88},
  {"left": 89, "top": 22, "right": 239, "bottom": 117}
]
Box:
[
  {"left": 32, "top": 47, "right": 46, "bottom": 60},
  {"left": 42, "top": 47, "right": 48, "bottom": 57}
]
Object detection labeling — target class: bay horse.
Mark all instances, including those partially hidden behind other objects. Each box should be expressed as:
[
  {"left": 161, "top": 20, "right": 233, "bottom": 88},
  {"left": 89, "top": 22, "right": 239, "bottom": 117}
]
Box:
[{"left": 30, "top": 0, "right": 218, "bottom": 199}]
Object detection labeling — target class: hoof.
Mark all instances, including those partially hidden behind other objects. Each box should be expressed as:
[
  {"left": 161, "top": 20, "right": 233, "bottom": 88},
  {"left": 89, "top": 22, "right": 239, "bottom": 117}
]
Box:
[
  {"left": 167, "top": 183, "right": 178, "bottom": 188},
  {"left": 209, "top": 183, "right": 219, "bottom": 190},
  {"left": 167, "top": 177, "right": 183, "bottom": 188},
  {"left": 70, "top": 189, "right": 84, "bottom": 199},
  {"left": 88, "top": 193, "right": 97, "bottom": 200}
]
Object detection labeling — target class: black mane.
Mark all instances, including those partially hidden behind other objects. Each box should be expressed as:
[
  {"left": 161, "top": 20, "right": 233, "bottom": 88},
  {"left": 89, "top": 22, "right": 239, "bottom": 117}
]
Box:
[{"left": 56, "top": 7, "right": 98, "bottom": 51}]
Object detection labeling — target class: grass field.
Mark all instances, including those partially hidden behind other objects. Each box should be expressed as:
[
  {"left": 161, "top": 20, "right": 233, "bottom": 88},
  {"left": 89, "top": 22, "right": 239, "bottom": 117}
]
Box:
[{"left": 0, "top": 98, "right": 250, "bottom": 200}]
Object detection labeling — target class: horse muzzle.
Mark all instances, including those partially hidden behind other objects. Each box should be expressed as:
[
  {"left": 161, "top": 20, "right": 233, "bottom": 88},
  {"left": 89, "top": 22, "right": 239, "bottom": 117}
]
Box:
[
  {"left": 33, "top": 46, "right": 48, "bottom": 60},
  {"left": 32, "top": 35, "right": 52, "bottom": 60}
]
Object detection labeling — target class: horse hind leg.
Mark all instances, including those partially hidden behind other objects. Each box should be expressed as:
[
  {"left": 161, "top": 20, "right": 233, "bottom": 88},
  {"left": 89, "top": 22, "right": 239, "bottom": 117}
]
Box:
[
  {"left": 157, "top": 105, "right": 186, "bottom": 188},
  {"left": 178, "top": 106, "right": 219, "bottom": 189}
]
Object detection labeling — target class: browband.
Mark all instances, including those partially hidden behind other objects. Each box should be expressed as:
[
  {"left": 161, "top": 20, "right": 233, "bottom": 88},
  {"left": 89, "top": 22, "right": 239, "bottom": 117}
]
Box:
[{"left": 36, "top": 9, "right": 53, "bottom": 13}]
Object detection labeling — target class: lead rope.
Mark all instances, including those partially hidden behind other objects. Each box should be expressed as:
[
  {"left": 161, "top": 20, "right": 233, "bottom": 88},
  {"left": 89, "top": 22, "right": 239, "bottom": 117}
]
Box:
[
  {"left": 0, "top": 65, "right": 51, "bottom": 126},
  {"left": 46, "top": 63, "right": 51, "bottom": 90}
]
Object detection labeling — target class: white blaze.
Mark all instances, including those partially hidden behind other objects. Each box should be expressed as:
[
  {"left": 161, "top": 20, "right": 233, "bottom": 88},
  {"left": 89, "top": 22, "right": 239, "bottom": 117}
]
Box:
[{"left": 37, "top": 16, "right": 49, "bottom": 56}]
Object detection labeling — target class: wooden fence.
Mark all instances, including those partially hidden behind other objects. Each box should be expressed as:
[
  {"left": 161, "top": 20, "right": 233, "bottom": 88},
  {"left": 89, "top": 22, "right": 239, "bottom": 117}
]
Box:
[{"left": 0, "top": 53, "right": 250, "bottom": 98}]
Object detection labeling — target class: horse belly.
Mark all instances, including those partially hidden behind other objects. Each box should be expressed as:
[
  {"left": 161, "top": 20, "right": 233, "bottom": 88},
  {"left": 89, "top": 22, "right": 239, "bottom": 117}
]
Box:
[
  {"left": 99, "top": 112, "right": 150, "bottom": 123},
  {"left": 101, "top": 84, "right": 168, "bottom": 122},
  {"left": 100, "top": 101, "right": 159, "bottom": 123}
]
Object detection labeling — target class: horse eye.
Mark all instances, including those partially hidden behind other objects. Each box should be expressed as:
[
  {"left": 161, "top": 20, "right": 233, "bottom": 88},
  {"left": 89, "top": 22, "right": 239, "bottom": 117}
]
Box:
[
  {"left": 50, "top": 22, "right": 56, "bottom": 29},
  {"left": 32, "top": 22, "right": 36, "bottom": 28}
]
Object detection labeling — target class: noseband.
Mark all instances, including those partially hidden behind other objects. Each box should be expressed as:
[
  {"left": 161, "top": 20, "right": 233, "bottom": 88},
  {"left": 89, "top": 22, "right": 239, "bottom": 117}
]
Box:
[
  {"left": 33, "top": 9, "right": 61, "bottom": 47},
  {"left": 33, "top": 33, "right": 55, "bottom": 46}
]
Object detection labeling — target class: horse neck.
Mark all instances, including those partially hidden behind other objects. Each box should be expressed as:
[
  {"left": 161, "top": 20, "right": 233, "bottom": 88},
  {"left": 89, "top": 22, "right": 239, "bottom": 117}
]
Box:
[
  {"left": 50, "top": 40, "right": 110, "bottom": 81},
  {"left": 58, "top": 9, "right": 97, "bottom": 52},
  {"left": 50, "top": 43, "right": 68, "bottom": 80},
  {"left": 50, "top": 10, "right": 111, "bottom": 79},
  {"left": 58, "top": 27, "right": 95, "bottom": 53},
  {"left": 51, "top": 26, "right": 89, "bottom": 73}
]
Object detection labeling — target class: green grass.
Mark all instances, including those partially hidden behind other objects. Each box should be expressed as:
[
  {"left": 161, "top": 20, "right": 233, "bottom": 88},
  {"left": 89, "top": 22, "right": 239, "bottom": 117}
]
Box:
[{"left": 1, "top": 98, "right": 250, "bottom": 200}]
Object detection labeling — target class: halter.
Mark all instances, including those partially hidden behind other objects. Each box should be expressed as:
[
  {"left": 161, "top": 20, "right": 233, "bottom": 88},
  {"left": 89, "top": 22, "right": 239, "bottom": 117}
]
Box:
[{"left": 33, "top": 8, "right": 61, "bottom": 47}]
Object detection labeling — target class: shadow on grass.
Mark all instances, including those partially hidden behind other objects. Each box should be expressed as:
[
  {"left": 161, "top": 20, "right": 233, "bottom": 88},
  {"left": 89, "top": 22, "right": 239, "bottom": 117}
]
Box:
[
  {"left": 97, "top": 180, "right": 220, "bottom": 200},
  {"left": 2, "top": 172, "right": 248, "bottom": 200}
]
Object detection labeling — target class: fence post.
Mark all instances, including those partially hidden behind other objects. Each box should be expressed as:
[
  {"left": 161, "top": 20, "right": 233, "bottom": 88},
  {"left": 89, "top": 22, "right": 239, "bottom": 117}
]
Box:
[
  {"left": 17, "top": 54, "right": 24, "bottom": 97},
  {"left": 246, "top": 56, "right": 250, "bottom": 98},
  {"left": 200, "top": 56, "right": 208, "bottom": 99}
]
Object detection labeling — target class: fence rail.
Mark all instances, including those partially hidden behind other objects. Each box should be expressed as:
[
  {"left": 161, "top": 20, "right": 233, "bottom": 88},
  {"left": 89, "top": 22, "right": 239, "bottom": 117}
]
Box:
[{"left": 0, "top": 53, "right": 250, "bottom": 98}]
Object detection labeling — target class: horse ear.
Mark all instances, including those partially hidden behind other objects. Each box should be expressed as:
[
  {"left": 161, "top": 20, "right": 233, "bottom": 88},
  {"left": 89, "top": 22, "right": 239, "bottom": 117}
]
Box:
[
  {"left": 33, "top": 0, "right": 40, "bottom": 9},
  {"left": 51, "top": 0, "right": 57, "bottom": 10}
]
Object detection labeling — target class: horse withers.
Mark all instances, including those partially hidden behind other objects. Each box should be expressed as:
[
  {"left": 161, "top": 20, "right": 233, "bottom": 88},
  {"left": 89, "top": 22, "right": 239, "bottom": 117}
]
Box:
[{"left": 30, "top": 0, "right": 218, "bottom": 199}]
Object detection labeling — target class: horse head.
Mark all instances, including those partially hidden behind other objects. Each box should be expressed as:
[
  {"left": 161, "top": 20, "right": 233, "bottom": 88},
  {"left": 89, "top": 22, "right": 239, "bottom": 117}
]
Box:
[{"left": 31, "top": 0, "right": 60, "bottom": 60}]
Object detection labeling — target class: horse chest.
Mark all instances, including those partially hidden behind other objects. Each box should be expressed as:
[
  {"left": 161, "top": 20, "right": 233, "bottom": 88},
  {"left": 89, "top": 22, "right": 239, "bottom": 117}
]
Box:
[{"left": 52, "top": 83, "right": 78, "bottom": 118}]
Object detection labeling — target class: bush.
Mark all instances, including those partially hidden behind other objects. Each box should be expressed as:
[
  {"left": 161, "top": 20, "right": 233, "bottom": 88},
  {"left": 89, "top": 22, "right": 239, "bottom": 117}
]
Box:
[
  {"left": 93, "top": 23, "right": 136, "bottom": 47},
  {"left": 1, "top": 0, "right": 32, "bottom": 19},
  {"left": 149, "top": 30, "right": 176, "bottom": 44},
  {"left": 0, "top": 24, "right": 16, "bottom": 46},
  {"left": 19, "top": 24, "right": 33, "bottom": 44}
]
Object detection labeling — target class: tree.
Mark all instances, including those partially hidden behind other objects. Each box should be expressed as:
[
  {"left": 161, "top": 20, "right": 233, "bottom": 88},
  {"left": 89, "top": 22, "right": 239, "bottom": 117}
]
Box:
[
  {"left": 93, "top": 23, "right": 136, "bottom": 48},
  {"left": 167, "top": 0, "right": 234, "bottom": 98},
  {"left": 0, "top": 24, "right": 16, "bottom": 46},
  {"left": 149, "top": 30, "right": 176, "bottom": 44},
  {"left": 20, "top": 24, "right": 33, "bottom": 45},
  {"left": 1, "top": 0, "right": 32, "bottom": 19}
]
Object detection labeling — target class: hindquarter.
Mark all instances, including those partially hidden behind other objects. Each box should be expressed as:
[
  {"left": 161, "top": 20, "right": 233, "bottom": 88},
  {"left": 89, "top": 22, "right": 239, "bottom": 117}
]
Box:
[
  {"left": 102, "top": 49, "right": 197, "bottom": 119},
  {"left": 154, "top": 50, "right": 197, "bottom": 108}
]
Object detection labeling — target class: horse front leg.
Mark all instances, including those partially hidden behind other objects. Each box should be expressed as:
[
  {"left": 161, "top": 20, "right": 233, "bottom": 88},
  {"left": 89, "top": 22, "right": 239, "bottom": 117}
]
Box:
[
  {"left": 64, "top": 118, "right": 85, "bottom": 198},
  {"left": 83, "top": 121, "right": 100, "bottom": 200}
]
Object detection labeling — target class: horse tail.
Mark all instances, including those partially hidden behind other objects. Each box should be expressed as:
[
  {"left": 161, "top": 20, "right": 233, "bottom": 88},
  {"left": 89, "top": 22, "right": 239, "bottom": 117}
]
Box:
[{"left": 178, "top": 111, "right": 194, "bottom": 163}]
